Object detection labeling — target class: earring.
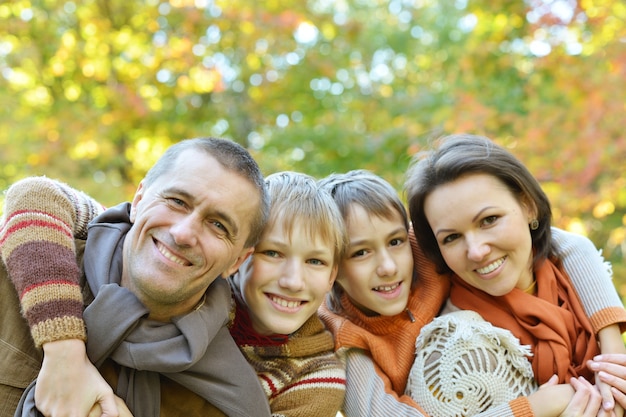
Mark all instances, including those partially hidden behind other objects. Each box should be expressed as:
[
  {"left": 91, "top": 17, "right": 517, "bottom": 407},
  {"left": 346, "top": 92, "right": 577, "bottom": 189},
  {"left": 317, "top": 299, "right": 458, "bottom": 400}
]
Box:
[{"left": 530, "top": 219, "right": 539, "bottom": 230}]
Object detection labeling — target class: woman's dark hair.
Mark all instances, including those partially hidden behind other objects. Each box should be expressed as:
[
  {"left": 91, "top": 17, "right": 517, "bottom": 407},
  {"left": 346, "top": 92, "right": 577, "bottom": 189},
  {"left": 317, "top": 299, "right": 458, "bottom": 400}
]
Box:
[{"left": 404, "top": 134, "right": 552, "bottom": 275}]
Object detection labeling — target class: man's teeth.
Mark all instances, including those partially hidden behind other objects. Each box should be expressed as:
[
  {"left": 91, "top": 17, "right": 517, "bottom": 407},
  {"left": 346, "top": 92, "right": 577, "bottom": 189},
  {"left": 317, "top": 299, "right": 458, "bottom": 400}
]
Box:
[
  {"left": 374, "top": 283, "right": 399, "bottom": 292},
  {"left": 476, "top": 258, "right": 504, "bottom": 274},
  {"left": 271, "top": 296, "right": 302, "bottom": 308},
  {"left": 157, "top": 242, "right": 187, "bottom": 266}
]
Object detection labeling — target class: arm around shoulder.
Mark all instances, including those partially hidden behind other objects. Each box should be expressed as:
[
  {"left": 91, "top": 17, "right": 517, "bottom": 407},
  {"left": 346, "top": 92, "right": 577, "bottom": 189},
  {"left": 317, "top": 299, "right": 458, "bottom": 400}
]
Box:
[
  {"left": 1, "top": 176, "right": 105, "bottom": 346},
  {"left": 1, "top": 177, "right": 118, "bottom": 417},
  {"left": 551, "top": 227, "right": 626, "bottom": 332}
]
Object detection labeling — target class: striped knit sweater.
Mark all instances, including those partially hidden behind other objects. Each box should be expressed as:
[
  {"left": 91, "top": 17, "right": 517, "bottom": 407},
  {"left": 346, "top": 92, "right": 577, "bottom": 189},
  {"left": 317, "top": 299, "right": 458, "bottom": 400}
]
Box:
[
  {"left": 229, "top": 278, "right": 346, "bottom": 417},
  {"left": 0, "top": 177, "right": 105, "bottom": 347}
]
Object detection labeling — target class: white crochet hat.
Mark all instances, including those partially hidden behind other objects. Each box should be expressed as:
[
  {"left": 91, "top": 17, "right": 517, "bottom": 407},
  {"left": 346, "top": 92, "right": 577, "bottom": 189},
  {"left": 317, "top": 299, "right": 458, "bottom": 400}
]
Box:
[{"left": 405, "top": 309, "right": 538, "bottom": 417}]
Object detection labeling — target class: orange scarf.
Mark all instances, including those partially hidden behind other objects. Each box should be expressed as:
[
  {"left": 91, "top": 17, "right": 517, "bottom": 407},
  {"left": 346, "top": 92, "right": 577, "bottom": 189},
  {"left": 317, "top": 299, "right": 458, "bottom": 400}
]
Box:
[{"left": 449, "top": 258, "right": 599, "bottom": 384}]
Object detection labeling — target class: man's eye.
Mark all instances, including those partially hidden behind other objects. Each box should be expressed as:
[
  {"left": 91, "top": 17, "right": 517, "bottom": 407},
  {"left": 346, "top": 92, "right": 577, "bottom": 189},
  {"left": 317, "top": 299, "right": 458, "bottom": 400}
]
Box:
[
  {"left": 168, "top": 197, "right": 186, "bottom": 207},
  {"left": 263, "top": 250, "right": 279, "bottom": 258},
  {"left": 211, "top": 220, "right": 227, "bottom": 232}
]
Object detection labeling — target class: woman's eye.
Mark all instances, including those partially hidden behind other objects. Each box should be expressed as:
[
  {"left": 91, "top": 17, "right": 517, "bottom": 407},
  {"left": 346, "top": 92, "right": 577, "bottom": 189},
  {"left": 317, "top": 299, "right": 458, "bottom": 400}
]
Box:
[
  {"left": 482, "top": 215, "right": 498, "bottom": 226},
  {"left": 307, "top": 258, "right": 325, "bottom": 266},
  {"left": 442, "top": 234, "right": 460, "bottom": 244},
  {"left": 351, "top": 249, "right": 367, "bottom": 258}
]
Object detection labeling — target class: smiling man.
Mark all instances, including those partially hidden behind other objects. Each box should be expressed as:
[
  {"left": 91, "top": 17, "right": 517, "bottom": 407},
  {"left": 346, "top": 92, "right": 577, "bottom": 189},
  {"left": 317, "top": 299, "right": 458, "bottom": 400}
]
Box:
[{"left": 0, "top": 137, "right": 271, "bottom": 417}]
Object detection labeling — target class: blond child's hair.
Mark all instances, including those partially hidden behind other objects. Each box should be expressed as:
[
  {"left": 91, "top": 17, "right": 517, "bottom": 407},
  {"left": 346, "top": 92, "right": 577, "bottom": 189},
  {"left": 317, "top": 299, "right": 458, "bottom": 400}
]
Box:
[{"left": 264, "top": 171, "right": 348, "bottom": 266}]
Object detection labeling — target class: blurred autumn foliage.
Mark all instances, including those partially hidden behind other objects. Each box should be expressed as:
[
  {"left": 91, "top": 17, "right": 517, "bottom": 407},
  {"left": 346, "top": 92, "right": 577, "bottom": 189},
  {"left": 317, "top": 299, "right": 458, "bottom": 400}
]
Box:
[{"left": 1, "top": 0, "right": 625, "bottom": 295}]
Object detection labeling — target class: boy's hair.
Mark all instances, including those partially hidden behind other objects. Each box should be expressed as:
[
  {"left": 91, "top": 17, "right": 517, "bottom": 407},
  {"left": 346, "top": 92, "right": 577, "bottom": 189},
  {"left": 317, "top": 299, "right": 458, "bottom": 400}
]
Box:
[
  {"left": 264, "top": 171, "right": 348, "bottom": 266},
  {"left": 143, "top": 137, "right": 270, "bottom": 248},
  {"left": 318, "top": 170, "right": 409, "bottom": 230},
  {"left": 404, "top": 134, "right": 552, "bottom": 275},
  {"left": 318, "top": 170, "right": 410, "bottom": 312}
]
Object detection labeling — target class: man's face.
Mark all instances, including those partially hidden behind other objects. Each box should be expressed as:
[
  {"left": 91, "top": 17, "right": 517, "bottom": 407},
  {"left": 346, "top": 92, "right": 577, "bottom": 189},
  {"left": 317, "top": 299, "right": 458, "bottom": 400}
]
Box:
[{"left": 123, "top": 149, "right": 259, "bottom": 320}]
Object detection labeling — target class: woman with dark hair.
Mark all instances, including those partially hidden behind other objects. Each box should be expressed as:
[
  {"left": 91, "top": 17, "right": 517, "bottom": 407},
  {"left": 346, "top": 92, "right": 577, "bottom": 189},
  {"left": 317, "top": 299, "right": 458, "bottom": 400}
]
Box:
[{"left": 405, "top": 134, "right": 626, "bottom": 415}]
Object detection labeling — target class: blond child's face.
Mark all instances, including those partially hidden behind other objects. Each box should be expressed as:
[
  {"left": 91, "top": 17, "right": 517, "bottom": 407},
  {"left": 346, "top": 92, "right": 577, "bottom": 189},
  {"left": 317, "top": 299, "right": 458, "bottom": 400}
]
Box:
[
  {"left": 424, "top": 173, "right": 535, "bottom": 296},
  {"left": 238, "top": 221, "right": 338, "bottom": 335},
  {"left": 336, "top": 204, "right": 414, "bottom": 316}
]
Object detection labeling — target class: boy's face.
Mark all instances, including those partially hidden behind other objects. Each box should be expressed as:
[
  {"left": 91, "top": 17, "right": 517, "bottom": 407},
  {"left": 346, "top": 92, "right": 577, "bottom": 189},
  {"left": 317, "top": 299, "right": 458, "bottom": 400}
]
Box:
[
  {"left": 336, "top": 204, "right": 413, "bottom": 316},
  {"left": 238, "top": 221, "right": 337, "bottom": 335}
]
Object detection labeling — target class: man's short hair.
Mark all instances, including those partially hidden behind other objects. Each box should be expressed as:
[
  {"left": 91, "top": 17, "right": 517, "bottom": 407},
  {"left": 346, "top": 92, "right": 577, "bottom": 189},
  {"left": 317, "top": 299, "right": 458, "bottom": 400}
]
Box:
[{"left": 143, "top": 137, "right": 269, "bottom": 247}]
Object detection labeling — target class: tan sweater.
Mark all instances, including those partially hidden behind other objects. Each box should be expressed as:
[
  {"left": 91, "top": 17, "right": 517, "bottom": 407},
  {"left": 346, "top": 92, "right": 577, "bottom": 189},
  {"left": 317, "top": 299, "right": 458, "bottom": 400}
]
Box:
[{"left": 229, "top": 280, "right": 346, "bottom": 417}]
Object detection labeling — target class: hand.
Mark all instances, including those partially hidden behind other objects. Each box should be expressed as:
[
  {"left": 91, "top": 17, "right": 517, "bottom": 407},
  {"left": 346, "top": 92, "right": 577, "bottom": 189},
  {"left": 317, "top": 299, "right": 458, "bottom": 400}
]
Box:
[
  {"left": 589, "top": 354, "right": 626, "bottom": 409},
  {"left": 528, "top": 375, "right": 602, "bottom": 417},
  {"left": 610, "top": 398, "right": 626, "bottom": 417},
  {"left": 597, "top": 371, "right": 616, "bottom": 413},
  {"left": 560, "top": 376, "right": 601, "bottom": 417},
  {"left": 88, "top": 396, "right": 134, "bottom": 417},
  {"left": 528, "top": 375, "right": 575, "bottom": 417},
  {"left": 597, "top": 402, "right": 624, "bottom": 417},
  {"left": 36, "top": 339, "right": 119, "bottom": 417},
  {"left": 595, "top": 369, "right": 624, "bottom": 417}
]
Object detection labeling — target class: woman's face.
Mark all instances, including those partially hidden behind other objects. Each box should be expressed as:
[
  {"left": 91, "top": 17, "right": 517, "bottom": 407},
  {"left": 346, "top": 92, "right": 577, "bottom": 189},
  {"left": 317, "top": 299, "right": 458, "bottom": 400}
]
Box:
[
  {"left": 336, "top": 204, "right": 414, "bottom": 316},
  {"left": 424, "top": 173, "right": 535, "bottom": 296}
]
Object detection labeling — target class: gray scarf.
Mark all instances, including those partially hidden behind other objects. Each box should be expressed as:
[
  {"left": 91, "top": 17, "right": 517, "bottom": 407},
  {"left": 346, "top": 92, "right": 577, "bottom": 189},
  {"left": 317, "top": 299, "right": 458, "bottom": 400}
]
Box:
[{"left": 16, "top": 203, "right": 270, "bottom": 417}]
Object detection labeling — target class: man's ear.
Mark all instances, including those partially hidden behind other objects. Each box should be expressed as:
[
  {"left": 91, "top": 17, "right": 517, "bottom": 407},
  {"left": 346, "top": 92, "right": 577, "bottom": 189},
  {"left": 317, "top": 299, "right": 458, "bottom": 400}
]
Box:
[
  {"left": 129, "top": 181, "right": 145, "bottom": 223},
  {"left": 221, "top": 247, "right": 255, "bottom": 279}
]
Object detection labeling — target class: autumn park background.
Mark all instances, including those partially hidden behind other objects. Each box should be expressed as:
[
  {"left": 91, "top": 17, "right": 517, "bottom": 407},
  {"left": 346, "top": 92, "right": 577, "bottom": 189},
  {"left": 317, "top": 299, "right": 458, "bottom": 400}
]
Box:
[{"left": 1, "top": 1, "right": 625, "bottom": 298}]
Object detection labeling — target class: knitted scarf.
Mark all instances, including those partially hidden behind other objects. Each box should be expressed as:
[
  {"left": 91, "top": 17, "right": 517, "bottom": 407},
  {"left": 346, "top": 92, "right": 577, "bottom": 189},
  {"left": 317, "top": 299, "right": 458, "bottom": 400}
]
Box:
[
  {"left": 449, "top": 258, "right": 599, "bottom": 384},
  {"left": 15, "top": 203, "right": 270, "bottom": 417},
  {"left": 230, "top": 295, "right": 289, "bottom": 347}
]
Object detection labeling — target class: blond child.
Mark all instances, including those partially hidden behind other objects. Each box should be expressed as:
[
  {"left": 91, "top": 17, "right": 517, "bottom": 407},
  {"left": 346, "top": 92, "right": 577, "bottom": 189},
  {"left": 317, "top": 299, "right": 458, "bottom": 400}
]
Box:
[{"left": 227, "top": 171, "right": 347, "bottom": 417}]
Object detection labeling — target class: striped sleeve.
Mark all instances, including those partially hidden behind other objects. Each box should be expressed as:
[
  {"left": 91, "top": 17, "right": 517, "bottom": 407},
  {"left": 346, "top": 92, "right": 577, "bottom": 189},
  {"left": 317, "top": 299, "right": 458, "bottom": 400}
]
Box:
[
  {"left": 0, "top": 177, "right": 105, "bottom": 347},
  {"left": 552, "top": 227, "right": 626, "bottom": 333}
]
